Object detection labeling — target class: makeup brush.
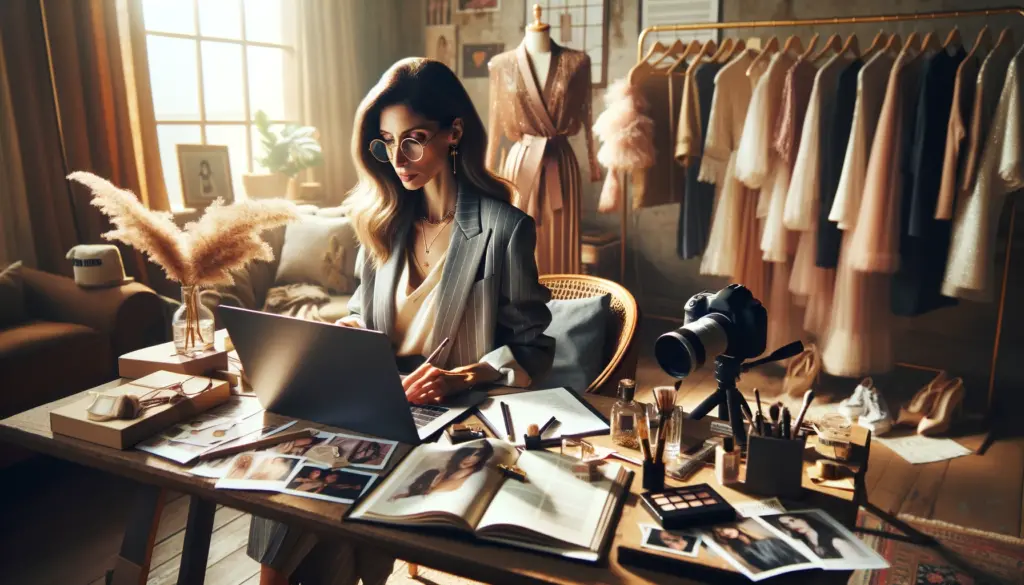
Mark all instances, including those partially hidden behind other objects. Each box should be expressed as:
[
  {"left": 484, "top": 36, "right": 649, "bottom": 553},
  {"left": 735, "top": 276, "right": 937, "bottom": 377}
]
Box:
[
  {"left": 754, "top": 388, "right": 764, "bottom": 419},
  {"left": 653, "top": 387, "right": 677, "bottom": 462},
  {"left": 638, "top": 423, "right": 653, "bottom": 463},
  {"left": 791, "top": 389, "right": 815, "bottom": 440}
]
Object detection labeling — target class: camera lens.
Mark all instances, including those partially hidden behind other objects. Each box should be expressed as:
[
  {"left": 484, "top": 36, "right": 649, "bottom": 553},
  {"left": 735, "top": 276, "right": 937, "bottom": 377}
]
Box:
[{"left": 655, "top": 315, "right": 730, "bottom": 378}]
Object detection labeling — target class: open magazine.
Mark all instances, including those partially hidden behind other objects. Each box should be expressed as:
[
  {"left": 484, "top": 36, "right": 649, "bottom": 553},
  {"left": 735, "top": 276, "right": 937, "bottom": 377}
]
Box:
[{"left": 348, "top": 439, "right": 632, "bottom": 562}]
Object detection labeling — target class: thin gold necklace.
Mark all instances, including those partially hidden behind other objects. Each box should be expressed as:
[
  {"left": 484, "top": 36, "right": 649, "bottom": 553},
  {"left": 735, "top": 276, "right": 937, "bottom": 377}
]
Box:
[{"left": 417, "top": 218, "right": 452, "bottom": 267}]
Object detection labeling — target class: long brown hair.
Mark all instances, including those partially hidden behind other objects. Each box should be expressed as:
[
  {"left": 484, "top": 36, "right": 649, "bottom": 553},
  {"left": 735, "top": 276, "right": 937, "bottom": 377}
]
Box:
[{"left": 343, "top": 58, "right": 513, "bottom": 266}]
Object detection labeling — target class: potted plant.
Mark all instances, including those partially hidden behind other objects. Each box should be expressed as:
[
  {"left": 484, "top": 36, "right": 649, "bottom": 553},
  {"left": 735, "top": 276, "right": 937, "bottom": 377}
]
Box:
[{"left": 242, "top": 110, "right": 324, "bottom": 200}]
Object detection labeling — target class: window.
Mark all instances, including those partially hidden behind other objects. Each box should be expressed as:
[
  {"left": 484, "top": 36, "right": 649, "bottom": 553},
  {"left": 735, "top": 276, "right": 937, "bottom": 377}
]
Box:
[
  {"left": 525, "top": 0, "right": 608, "bottom": 87},
  {"left": 142, "top": 0, "right": 300, "bottom": 209},
  {"left": 640, "top": 0, "right": 720, "bottom": 49}
]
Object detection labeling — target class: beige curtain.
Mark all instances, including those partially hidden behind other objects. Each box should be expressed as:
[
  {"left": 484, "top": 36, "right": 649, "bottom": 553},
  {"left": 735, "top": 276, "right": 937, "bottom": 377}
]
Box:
[
  {"left": 299, "top": 0, "right": 425, "bottom": 205},
  {"left": 0, "top": 39, "right": 36, "bottom": 268}
]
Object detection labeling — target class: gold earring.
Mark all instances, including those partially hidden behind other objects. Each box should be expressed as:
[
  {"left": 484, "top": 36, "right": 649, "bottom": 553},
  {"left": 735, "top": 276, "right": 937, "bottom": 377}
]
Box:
[{"left": 450, "top": 145, "right": 458, "bottom": 176}]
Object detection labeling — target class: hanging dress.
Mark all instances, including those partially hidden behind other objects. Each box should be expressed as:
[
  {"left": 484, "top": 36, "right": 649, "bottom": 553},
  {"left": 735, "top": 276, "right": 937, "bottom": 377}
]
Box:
[
  {"left": 936, "top": 49, "right": 984, "bottom": 221},
  {"left": 821, "top": 48, "right": 898, "bottom": 377},
  {"left": 486, "top": 41, "right": 601, "bottom": 275},
  {"left": 942, "top": 45, "right": 1024, "bottom": 301}
]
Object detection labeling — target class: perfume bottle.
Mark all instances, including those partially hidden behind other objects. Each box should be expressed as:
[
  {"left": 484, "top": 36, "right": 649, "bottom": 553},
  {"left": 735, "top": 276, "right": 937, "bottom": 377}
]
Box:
[
  {"left": 715, "top": 437, "right": 740, "bottom": 485},
  {"left": 610, "top": 379, "right": 646, "bottom": 449}
]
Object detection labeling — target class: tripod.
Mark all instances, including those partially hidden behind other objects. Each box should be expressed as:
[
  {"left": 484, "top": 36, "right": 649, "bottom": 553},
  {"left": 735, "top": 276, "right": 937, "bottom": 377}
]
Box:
[{"left": 686, "top": 341, "right": 805, "bottom": 449}]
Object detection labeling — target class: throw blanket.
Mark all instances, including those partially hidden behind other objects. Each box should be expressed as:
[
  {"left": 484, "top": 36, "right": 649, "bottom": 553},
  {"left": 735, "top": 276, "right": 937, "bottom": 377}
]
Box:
[{"left": 262, "top": 283, "right": 331, "bottom": 321}]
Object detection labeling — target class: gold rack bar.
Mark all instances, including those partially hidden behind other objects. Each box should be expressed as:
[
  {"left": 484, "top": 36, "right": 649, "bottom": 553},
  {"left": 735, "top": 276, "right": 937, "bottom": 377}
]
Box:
[{"left": 630, "top": 7, "right": 1022, "bottom": 445}]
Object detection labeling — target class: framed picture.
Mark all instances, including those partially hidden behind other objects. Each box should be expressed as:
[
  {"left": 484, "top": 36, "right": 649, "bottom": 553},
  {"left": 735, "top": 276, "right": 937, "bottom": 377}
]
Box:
[
  {"left": 455, "top": 0, "right": 499, "bottom": 13},
  {"left": 176, "top": 144, "right": 234, "bottom": 209},
  {"left": 426, "top": 25, "right": 458, "bottom": 73},
  {"left": 462, "top": 43, "right": 503, "bottom": 78}
]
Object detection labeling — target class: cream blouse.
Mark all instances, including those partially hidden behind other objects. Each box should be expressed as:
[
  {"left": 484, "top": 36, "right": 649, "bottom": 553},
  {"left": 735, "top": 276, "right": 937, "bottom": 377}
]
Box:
[{"left": 393, "top": 248, "right": 448, "bottom": 357}]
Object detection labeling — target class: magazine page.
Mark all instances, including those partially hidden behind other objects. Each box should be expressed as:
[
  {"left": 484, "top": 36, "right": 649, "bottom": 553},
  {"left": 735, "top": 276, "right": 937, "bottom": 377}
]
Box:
[
  {"left": 699, "top": 518, "right": 819, "bottom": 581},
  {"left": 754, "top": 509, "right": 889, "bottom": 570},
  {"left": 351, "top": 439, "right": 518, "bottom": 527},
  {"left": 475, "top": 450, "right": 623, "bottom": 555}
]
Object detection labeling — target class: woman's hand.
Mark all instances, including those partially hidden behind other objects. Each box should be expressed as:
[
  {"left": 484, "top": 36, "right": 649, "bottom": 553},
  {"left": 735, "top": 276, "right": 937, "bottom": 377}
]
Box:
[
  {"left": 403, "top": 362, "right": 500, "bottom": 404},
  {"left": 334, "top": 315, "right": 365, "bottom": 328}
]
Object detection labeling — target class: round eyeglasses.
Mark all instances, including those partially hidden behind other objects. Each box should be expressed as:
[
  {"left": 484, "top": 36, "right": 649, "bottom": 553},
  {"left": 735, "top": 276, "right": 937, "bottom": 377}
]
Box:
[{"left": 369, "top": 132, "right": 440, "bottom": 163}]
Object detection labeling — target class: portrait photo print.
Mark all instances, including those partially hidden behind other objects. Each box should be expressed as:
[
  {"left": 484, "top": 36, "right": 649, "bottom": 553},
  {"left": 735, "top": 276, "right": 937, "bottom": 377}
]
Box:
[
  {"left": 701, "top": 518, "right": 818, "bottom": 581},
  {"left": 328, "top": 434, "right": 398, "bottom": 470},
  {"left": 283, "top": 464, "right": 378, "bottom": 504},
  {"left": 755, "top": 509, "right": 889, "bottom": 570},
  {"left": 176, "top": 144, "right": 234, "bottom": 208},
  {"left": 640, "top": 524, "right": 699, "bottom": 558}
]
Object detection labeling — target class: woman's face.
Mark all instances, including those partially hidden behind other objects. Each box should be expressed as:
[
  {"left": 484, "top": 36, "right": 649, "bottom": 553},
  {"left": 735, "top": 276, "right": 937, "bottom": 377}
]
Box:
[
  {"left": 459, "top": 449, "right": 485, "bottom": 469},
  {"left": 308, "top": 469, "right": 322, "bottom": 480},
  {"left": 661, "top": 532, "right": 688, "bottom": 550},
  {"left": 717, "top": 527, "right": 740, "bottom": 539},
  {"left": 378, "top": 104, "right": 459, "bottom": 191},
  {"left": 780, "top": 516, "right": 812, "bottom": 535},
  {"left": 324, "top": 473, "right": 339, "bottom": 484}
]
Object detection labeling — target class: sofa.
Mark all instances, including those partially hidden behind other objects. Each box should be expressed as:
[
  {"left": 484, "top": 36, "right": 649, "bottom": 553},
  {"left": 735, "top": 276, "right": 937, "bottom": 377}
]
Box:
[
  {"left": 0, "top": 264, "right": 166, "bottom": 465},
  {"left": 201, "top": 208, "right": 361, "bottom": 326}
]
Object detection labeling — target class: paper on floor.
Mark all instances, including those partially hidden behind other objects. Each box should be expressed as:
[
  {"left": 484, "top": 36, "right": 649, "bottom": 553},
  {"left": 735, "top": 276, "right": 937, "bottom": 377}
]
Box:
[{"left": 875, "top": 434, "right": 973, "bottom": 464}]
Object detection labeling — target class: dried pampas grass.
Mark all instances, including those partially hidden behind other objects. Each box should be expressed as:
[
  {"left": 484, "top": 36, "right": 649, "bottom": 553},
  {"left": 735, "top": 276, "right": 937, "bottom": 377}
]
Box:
[{"left": 68, "top": 171, "right": 299, "bottom": 286}]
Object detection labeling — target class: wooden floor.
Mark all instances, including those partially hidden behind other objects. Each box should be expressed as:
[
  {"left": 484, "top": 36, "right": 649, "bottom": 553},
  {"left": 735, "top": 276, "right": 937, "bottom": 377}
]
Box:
[{"left": 2, "top": 317, "right": 1022, "bottom": 585}]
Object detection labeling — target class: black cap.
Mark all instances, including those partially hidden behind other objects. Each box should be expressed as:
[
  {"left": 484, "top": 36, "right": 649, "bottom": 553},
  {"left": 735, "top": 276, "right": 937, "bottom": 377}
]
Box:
[
  {"left": 723, "top": 437, "right": 734, "bottom": 452},
  {"left": 618, "top": 379, "right": 636, "bottom": 401}
]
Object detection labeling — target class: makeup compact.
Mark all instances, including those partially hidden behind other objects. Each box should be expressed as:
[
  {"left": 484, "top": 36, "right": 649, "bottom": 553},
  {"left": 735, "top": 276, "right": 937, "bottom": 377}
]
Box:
[{"left": 640, "top": 483, "right": 736, "bottom": 530}]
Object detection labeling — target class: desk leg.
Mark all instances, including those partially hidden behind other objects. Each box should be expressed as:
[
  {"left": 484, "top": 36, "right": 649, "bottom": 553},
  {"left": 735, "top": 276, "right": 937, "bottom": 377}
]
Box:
[
  {"left": 176, "top": 496, "right": 217, "bottom": 585},
  {"left": 107, "top": 486, "right": 166, "bottom": 585}
]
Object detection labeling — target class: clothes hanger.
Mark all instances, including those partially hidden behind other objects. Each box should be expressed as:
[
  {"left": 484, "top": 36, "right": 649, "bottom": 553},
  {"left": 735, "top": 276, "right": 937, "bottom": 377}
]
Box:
[
  {"left": 963, "top": 26, "right": 992, "bottom": 65},
  {"left": 882, "top": 32, "right": 901, "bottom": 55},
  {"left": 920, "top": 30, "right": 941, "bottom": 53},
  {"left": 782, "top": 34, "right": 804, "bottom": 56},
  {"left": 839, "top": 33, "right": 860, "bottom": 58},
  {"left": 747, "top": 35, "right": 779, "bottom": 77},
  {"left": 685, "top": 39, "right": 719, "bottom": 75},
  {"left": 726, "top": 38, "right": 747, "bottom": 62},
  {"left": 800, "top": 33, "right": 820, "bottom": 59},
  {"left": 662, "top": 39, "right": 703, "bottom": 75},
  {"left": 812, "top": 33, "right": 843, "bottom": 60},
  {"left": 862, "top": 30, "right": 887, "bottom": 58},
  {"left": 943, "top": 27, "right": 962, "bottom": 50},
  {"left": 650, "top": 39, "right": 687, "bottom": 67},
  {"left": 710, "top": 37, "right": 734, "bottom": 63},
  {"left": 628, "top": 41, "right": 668, "bottom": 84},
  {"left": 992, "top": 27, "right": 1014, "bottom": 55},
  {"left": 902, "top": 32, "right": 920, "bottom": 53}
]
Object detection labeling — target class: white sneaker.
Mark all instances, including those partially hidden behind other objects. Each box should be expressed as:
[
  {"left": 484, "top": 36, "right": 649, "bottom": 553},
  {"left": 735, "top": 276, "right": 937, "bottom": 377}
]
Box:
[
  {"left": 858, "top": 389, "right": 893, "bottom": 436},
  {"left": 839, "top": 377, "right": 873, "bottom": 419}
]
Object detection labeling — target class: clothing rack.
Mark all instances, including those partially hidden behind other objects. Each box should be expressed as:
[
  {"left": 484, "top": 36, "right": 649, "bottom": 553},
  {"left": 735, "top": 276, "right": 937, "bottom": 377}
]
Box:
[{"left": 628, "top": 7, "right": 1021, "bottom": 453}]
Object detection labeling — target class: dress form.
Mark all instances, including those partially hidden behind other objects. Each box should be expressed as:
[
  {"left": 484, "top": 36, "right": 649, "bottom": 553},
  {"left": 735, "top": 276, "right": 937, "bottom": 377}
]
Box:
[{"left": 525, "top": 5, "right": 552, "bottom": 85}]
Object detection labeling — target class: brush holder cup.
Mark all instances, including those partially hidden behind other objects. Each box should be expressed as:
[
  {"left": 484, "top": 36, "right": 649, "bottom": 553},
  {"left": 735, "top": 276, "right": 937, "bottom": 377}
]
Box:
[
  {"left": 744, "top": 434, "right": 806, "bottom": 498},
  {"left": 642, "top": 460, "right": 665, "bottom": 491}
]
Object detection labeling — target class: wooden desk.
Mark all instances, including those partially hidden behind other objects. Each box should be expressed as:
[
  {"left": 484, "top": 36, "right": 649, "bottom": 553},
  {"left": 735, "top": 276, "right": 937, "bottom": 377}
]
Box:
[{"left": 0, "top": 384, "right": 867, "bottom": 585}]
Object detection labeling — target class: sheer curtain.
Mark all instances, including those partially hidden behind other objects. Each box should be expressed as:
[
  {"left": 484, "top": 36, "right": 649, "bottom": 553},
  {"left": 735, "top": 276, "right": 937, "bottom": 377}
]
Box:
[{"left": 299, "top": 0, "right": 424, "bottom": 205}]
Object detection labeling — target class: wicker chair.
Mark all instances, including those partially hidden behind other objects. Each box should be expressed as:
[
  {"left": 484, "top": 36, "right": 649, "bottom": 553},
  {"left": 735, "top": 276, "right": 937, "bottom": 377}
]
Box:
[{"left": 539, "top": 274, "right": 640, "bottom": 396}]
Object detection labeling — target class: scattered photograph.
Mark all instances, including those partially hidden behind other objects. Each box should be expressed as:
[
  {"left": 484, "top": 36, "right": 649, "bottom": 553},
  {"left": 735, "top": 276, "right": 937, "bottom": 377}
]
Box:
[
  {"left": 216, "top": 452, "right": 304, "bottom": 491},
  {"left": 135, "top": 435, "right": 207, "bottom": 465},
  {"left": 426, "top": 25, "right": 457, "bottom": 73},
  {"left": 189, "top": 454, "right": 235, "bottom": 479},
  {"left": 177, "top": 144, "right": 234, "bottom": 208},
  {"left": 461, "top": 43, "right": 503, "bottom": 78},
  {"left": 701, "top": 518, "right": 818, "bottom": 581},
  {"left": 640, "top": 524, "right": 700, "bottom": 558},
  {"left": 269, "top": 429, "right": 330, "bottom": 457},
  {"left": 189, "top": 421, "right": 296, "bottom": 479},
  {"left": 283, "top": 464, "right": 378, "bottom": 504},
  {"left": 756, "top": 509, "right": 889, "bottom": 570},
  {"left": 327, "top": 434, "right": 398, "bottom": 470},
  {"left": 455, "top": 0, "right": 499, "bottom": 13}
]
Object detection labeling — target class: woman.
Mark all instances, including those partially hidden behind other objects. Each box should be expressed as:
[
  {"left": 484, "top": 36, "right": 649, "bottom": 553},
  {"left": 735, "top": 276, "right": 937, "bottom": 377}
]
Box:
[
  {"left": 347, "top": 440, "right": 382, "bottom": 465},
  {"left": 390, "top": 442, "right": 495, "bottom": 500},
  {"left": 774, "top": 513, "right": 861, "bottom": 560},
  {"left": 290, "top": 468, "right": 325, "bottom": 493},
  {"left": 251, "top": 57, "right": 554, "bottom": 585},
  {"left": 710, "top": 524, "right": 806, "bottom": 572}
]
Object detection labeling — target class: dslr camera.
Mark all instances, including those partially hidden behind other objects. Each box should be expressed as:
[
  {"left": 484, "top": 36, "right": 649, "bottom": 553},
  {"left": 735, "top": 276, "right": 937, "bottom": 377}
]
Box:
[{"left": 655, "top": 284, "right": 767, "bottom": 379}]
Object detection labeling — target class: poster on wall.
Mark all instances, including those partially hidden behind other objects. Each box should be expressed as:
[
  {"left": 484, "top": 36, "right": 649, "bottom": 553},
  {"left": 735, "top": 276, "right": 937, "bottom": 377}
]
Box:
[
  {"left": 426, "top": 25, "right": 458, "bottom": 73},
  {"left": 461, "top": 43, "right": 503, "bottom": 78},
  {"left": 455, "top": 0, "right": 499, "bottom": 13},
  {"left": 176, "top": 144, "right": 234, "bottom": 209}
]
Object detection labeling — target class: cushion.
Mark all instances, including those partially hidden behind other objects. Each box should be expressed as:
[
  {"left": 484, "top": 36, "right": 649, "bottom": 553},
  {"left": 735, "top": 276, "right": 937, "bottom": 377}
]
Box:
[
  {"left": 539, "top": 293, "right": 611, "bottom": 393},
  {"left": 0, "top": 262, "right": 28, "bottom": 327},
  {"left": 275, "top": 216, "right": 359, "bottom": 294}
]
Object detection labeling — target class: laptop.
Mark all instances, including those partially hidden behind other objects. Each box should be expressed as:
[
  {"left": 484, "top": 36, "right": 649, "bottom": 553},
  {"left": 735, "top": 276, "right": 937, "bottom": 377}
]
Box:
[{"left": 218, "top": 306, "right": 484, "bottom": 444}]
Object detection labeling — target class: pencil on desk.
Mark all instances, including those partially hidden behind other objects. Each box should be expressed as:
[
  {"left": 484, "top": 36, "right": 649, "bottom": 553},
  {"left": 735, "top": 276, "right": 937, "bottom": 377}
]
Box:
[{"left": 500, "top": 401, "right": 515, "bottom": 442}]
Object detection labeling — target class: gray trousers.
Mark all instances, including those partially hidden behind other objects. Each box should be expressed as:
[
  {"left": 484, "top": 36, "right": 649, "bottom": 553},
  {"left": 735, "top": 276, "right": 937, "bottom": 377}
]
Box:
[{"left": 247, "top": 516, "right": 395, "bottom": 585}]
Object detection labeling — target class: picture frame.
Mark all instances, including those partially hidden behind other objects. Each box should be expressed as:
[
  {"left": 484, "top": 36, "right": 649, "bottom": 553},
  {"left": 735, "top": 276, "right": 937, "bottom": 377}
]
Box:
[
  {"left": 426, "top": 25, "right": 458, "bottom": 73},
  {"left": 461, "top": 43, "right": 504, "bottom": 78},
  {"left": 455, "top": 0, "right": 499, "bottom": 14},
  {"left": 176, "top": 144, "right": 234, "bottom": 209}
]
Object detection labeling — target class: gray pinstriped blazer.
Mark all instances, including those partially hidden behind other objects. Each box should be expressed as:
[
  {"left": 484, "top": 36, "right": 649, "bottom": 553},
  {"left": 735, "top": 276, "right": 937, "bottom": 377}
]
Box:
[{"left": 348, "top": 183, "right": 555, "bottom": 386}]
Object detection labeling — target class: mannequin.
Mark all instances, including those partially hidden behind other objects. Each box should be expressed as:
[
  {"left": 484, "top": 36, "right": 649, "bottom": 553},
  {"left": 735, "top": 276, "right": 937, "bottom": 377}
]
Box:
[
  {"left": 524, "top": 5, "right": 552, "bottom": 88},
  {"left": 485, "top": 4, "right": 601, "bottom": 274}
]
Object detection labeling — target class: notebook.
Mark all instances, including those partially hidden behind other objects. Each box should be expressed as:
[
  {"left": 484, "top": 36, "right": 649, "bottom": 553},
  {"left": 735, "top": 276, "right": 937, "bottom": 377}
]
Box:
[
  {"left": 475, "top": 387, "right": 610, "bottom": 446},
  {"left": 348, "top": 438, "right": 632, "bottom": 562}
]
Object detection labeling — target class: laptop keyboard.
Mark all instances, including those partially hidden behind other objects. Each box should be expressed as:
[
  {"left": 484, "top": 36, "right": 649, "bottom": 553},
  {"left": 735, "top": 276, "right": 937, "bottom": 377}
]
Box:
[{"left": 410, "top": 404, "right": 450, "bottom": 428}]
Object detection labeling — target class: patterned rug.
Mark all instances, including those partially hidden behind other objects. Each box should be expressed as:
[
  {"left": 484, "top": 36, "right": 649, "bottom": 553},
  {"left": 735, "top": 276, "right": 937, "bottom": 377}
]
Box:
[{"left": 851, "top": 512, "right": 1024, "bottom": 585}]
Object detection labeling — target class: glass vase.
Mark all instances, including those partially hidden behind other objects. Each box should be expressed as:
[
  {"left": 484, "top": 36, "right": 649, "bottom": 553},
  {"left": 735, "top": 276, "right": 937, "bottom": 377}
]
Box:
[{"left": 172, "top": 285, "right": 215, "bottom": 356}]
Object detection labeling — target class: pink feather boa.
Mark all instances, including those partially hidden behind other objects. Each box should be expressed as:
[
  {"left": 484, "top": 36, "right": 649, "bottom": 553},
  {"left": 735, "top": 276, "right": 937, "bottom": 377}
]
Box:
[{"left": 592, "top": 78, "right": 656, "bottom": 212}]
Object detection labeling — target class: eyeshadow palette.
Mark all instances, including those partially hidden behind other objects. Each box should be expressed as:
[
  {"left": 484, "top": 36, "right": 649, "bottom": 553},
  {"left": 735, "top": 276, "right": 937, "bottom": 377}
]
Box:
[{"left": 640, "top": 483, "right": 736, "bottom": 530}]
